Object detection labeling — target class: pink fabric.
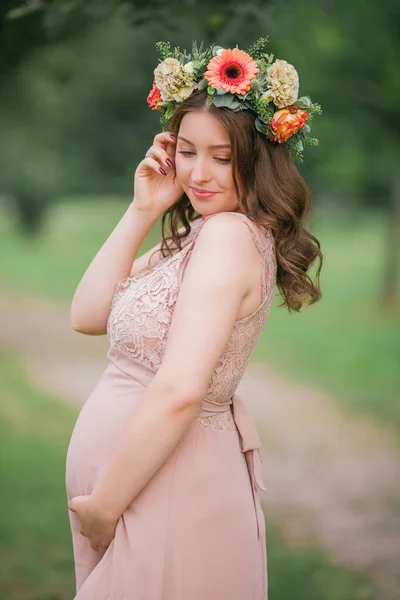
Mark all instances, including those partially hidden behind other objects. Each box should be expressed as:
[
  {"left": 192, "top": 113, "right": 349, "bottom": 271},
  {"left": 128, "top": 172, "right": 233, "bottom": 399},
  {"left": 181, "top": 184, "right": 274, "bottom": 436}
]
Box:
[{"left": 65, "top": 211, "right": 277, "bottom": 599}]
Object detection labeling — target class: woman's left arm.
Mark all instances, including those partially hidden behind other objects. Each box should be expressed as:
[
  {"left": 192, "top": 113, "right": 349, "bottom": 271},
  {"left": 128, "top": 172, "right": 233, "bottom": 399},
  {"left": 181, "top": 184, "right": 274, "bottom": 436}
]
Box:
[{"left": 68, "top": 214, "right": 257, "bottom": 550}]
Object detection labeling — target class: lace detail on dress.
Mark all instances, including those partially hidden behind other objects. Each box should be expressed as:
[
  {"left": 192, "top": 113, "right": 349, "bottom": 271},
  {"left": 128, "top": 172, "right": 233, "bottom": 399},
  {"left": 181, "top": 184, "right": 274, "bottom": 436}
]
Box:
[
  {"left": 107, "top": 222, "right": 201, "bottom": 372},
  {"left": 107, "top": 211, "right": 277, "bottom": 430},
  {"left": 196, "top": 408, "right": 238, "bottom": 432}
]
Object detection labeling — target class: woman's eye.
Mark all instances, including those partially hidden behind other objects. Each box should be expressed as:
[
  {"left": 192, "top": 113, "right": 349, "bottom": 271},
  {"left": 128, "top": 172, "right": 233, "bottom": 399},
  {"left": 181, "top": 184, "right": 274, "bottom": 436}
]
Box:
[{"left": 178, "top": 151, "right": 231, "bottom": 164}]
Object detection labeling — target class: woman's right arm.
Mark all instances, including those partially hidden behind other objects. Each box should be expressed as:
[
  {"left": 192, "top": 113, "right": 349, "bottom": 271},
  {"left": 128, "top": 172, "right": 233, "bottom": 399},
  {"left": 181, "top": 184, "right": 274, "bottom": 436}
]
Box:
[
  {"left": 70, "top": 203, "right": 159, "bottom": 335},
  {"left": 71, "top": 130, "right": 183, "bottom": 335}
]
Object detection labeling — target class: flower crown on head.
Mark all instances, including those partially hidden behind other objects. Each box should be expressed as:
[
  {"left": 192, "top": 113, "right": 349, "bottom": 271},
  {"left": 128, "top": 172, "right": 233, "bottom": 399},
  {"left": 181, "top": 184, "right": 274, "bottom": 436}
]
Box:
[{"left": 147, "top": 37, "right": 322, "bottom": 162}]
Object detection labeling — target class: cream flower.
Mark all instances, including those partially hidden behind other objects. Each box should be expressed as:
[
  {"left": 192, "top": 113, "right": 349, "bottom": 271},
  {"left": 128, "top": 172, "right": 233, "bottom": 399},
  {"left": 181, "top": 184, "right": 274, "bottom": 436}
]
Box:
[
  {"left": 154, "top": 57, "right": 197, "bottom": 102},
  {"left": 183, "top": 61, "right": 195, "bottom": 74},
  {"left": 262, "top": 59, "right": 299, "bottom": 108}
]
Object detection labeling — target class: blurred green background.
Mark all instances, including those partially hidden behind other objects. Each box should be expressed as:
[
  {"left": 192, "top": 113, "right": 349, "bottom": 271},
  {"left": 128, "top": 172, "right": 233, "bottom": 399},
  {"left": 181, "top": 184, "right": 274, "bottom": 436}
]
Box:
[{"left": 0, "top": 1, "right": 399, "bottom": 598}]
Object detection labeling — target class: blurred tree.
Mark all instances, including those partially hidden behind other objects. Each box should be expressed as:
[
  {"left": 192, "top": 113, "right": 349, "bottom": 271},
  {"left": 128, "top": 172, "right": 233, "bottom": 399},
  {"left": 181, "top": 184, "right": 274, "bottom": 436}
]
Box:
[
  {"left": 0, "top": 1, "right": 90, "bottom": 87},
  {"left": 265, "top": 0, "right": 400, "bottom": 307},
  {"left": 0, "top": 0, "right": 274, "bottom": 233},
  {"left": 0, "top": 0, "right": 270, "bottom": 86},
  {"left": 1, "top": 0, "right": 399, "bottom": 308}
]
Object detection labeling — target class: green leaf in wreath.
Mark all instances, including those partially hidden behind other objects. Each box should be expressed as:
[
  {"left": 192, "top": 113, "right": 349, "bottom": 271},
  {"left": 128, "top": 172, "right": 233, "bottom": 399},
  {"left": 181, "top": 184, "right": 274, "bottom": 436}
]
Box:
[
  {"left": 255, "top": 117, "right": 268, "bottom": 135},
  {"left": 292, "top": 135, "right": 304, "bottom": 151},
  {"left": 197, "top": 78, "right": 209, "bottom": 91},
  {"left": 293, "top": 95, "right": 312, "bottom": 108},
  {"left": 212, "top": 93, "right": 241, "bottom": 109}
]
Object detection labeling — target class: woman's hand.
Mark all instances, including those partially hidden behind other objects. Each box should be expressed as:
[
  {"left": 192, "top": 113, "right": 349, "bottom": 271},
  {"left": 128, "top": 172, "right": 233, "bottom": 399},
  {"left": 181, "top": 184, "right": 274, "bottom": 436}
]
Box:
[
  {"left": 133, "top": 131, "right": 184, "bottom": 215},
  {"left": 68, "top": 495, "right": 119, "bottom": 553}
]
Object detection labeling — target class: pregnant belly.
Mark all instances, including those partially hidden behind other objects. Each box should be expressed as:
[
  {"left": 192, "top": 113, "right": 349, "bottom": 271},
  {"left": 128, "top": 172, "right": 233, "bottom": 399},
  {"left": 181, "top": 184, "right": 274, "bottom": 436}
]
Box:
[{"left": 65, "top": 362, "right": 146, "bottom": 498}]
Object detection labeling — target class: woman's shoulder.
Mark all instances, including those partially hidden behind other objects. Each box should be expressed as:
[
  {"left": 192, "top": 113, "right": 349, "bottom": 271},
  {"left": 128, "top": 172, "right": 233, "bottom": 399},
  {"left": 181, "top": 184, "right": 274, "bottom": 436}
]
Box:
[{"left": 192, "top": 211, "right": 272, "bottom": 252}]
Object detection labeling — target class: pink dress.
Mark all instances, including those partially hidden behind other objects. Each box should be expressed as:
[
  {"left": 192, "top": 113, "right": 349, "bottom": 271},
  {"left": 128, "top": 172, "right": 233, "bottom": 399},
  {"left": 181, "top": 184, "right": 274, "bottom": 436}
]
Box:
[{"left": 65, "top": 211, "right": 277, "bottom": 599}]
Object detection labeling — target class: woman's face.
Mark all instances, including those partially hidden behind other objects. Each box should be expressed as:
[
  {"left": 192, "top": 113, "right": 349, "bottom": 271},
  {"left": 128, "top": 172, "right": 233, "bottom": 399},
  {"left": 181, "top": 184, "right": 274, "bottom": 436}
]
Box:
[{"left": 174, "top": 110, "right": 244, "bottom": 218}]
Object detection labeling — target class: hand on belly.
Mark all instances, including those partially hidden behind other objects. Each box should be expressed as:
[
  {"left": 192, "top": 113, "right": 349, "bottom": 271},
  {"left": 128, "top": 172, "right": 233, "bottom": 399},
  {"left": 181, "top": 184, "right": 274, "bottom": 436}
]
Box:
[{"left": 68, "top": 494, "right": 119, "bottom": 553}]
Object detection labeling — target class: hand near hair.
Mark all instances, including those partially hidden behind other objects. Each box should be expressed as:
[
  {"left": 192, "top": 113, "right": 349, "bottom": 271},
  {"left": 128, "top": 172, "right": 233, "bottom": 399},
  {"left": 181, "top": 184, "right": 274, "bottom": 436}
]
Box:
[
  {"left": 68, "top": 495, "right": 119, "bottom": 553},
  {"left": 133, "top": 131, "right": 184, "bottom": 216}
]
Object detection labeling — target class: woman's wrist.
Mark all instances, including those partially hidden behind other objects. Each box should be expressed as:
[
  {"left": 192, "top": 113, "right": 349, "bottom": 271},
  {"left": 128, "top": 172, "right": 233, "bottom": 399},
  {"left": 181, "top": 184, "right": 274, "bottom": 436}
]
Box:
[
  {"left": 129, "top": 198, "right": 162, "bottom": 225},
  {"left": 90, "top": 489, "right": 122, "bottom": 523}
]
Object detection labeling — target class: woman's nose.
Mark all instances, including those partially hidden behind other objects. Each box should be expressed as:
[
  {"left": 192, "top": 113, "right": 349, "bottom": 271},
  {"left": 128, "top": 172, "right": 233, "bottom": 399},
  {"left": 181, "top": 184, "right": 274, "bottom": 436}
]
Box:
[{"left": 191, "top": 158, "right": 211, "bottom": 182}]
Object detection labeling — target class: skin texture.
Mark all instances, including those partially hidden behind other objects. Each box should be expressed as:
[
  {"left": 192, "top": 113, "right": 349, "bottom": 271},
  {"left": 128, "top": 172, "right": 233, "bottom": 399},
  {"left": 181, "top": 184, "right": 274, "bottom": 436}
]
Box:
[
  {"left": 69, "top": 112, "right": 261, "bottom": 553},
  {"left": 175, "top": 110, "right": 245, "bottom": 218},
  {"left": 129, "top": 110, "right": 246, "bottom": 277}
]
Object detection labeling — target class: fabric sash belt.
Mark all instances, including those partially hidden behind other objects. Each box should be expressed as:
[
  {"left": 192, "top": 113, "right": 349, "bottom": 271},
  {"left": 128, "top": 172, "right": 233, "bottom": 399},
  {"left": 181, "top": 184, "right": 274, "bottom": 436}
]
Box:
[{"left": 198, "top": 393, "right": 267, "bottom": 540}]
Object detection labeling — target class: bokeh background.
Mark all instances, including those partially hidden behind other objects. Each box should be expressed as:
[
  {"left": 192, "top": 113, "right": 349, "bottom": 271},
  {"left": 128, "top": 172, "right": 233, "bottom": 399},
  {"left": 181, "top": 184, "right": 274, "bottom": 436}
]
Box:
[{"left": 1, "top": 1, "right": 399, "bottom": 598}]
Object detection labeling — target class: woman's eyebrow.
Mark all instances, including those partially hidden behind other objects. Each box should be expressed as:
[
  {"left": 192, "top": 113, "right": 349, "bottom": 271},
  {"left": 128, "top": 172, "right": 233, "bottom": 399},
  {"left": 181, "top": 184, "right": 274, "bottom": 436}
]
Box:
[{"left": 177, "top": 135, "right": 231, "bottom": 149}]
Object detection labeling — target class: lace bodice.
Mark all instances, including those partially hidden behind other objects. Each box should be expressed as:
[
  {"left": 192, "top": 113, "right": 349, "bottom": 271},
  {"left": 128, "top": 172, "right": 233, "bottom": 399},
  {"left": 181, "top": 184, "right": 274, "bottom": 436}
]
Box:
[{"left": 107, "top": 211, "right": 277, "bottom": 430}]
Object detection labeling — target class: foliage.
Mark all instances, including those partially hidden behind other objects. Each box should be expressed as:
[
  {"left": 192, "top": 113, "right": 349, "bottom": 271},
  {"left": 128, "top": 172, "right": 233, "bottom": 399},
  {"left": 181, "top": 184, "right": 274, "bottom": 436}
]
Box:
[
  {"left": 152, "top": 37, "right": 321, "bottom": 162},
  {"left": 0, "top": 0, "right": 399, "bottom": 231}
]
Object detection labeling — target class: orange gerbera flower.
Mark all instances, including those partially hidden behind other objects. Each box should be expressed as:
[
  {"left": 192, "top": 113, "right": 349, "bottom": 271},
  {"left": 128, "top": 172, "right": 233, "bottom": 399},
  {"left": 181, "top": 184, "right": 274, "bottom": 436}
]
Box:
[{"left": 204, "top": 48, "right": 259, "bottom": 95}]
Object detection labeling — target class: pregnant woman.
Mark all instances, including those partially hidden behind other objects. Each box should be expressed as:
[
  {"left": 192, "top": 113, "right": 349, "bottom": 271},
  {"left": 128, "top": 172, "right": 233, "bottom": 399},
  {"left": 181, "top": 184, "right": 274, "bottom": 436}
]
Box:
[{"left": 65, "top": 37, "right": 323, "bottom": 599}]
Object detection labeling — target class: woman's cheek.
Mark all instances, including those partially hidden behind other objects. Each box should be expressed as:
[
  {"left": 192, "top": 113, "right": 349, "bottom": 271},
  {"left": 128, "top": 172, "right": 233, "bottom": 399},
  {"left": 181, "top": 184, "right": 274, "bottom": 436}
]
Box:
[{"left": 175, "top": 159, "right": 188, "bottom": 181}]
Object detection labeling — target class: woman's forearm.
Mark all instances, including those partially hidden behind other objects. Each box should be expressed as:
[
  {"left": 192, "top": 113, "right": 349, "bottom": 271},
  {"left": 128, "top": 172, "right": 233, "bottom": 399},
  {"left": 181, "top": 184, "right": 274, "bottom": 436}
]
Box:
[
  {"left": 71, "top": 202, "right": 159, "bottom": 332},
  {"left": 90, "top": 385, "right": 199, "bottom": 521}
]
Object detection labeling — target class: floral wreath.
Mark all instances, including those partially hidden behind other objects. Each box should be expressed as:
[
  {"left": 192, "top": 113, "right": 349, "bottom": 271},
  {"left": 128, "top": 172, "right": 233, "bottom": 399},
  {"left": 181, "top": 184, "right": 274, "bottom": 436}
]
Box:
[{"left": 147, "top": 37, "right": 322, "bottom": 162}]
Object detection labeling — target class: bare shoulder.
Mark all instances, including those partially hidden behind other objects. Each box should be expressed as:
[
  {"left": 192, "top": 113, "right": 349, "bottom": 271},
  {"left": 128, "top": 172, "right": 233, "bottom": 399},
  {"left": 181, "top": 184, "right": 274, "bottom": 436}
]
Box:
[
  {"left": 185, "top": 213, "right": 265, "bottom": 315},
  {"left": 194, "top": 212, "right": 262, "bottom": 262},
  {"left": 182, "top": 213, "right": 259, "bottom": 289}
]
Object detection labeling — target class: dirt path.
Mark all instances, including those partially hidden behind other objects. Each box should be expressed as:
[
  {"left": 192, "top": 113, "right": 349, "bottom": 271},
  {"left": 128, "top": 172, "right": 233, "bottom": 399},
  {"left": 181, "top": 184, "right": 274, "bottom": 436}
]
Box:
[{"left": 1, "top": 290, "right": 399, "bottom": 599}]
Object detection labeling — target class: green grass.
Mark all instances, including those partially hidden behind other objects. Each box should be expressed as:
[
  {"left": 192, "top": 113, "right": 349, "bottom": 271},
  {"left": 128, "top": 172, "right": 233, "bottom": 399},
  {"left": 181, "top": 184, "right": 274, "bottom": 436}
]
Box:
[
  {"left": 253, "top": 210, "right": 400, "bottom": 432},
  {"left": 1, "top": 197, "right": 399, "bottom": 431},
  {"left": 0, "top": 197, "right": 150, "bottom": 302},
  {"left": 266, "top": 520, "right": 377, "bottom": 600},
  {"left": 0, "top": 350, "right": 77, "bottom": 599},
  {"left": 0, "top": 349, "right": 377, "bottom": 599}
]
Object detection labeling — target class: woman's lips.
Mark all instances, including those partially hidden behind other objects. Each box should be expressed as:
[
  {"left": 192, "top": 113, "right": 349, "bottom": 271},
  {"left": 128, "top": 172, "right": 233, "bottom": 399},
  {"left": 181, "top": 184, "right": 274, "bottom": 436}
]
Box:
[{"left": 191, "top": 188, "right": 218, "bottom": 199}]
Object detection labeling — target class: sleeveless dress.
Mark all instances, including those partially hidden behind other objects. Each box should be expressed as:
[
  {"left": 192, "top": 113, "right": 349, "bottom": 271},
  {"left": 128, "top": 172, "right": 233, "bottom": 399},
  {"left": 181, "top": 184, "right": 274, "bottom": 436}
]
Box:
[{"left": 65, "top": 210, "right": 277, "bottom": 600}]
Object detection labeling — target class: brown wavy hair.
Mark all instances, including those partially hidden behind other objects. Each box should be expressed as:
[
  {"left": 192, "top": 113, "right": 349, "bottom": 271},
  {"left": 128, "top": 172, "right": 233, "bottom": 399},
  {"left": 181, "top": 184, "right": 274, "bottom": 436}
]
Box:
[{"left": 155, "top": 89, "right": 323, "bottom": 312}]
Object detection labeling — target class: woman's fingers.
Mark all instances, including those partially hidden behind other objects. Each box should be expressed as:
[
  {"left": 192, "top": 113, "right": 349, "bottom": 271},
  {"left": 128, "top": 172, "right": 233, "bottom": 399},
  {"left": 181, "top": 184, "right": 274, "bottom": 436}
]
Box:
[
  {"left": 135, "top": 130, "right": 176, "bottom": 181},
  {"left": 90, "top": 538, "right": 106, "bottom": 553},
  {"left": 142, "top": 130, "right": 176, "bottom": 171},
  {"left": 80, "top": 524, "right": 110, "bottom": 552},
  {"left": 87, "top": 530, "right": 112, "bottom": 553},
  {"left": 146, "top": 144, "right": 175, "bottom": 170},
  {"left": 153, "top": 130, "right": 176, "bottom": 162},
  {"left": 141, "top": 156, "right": 169, "bottom": 176},
  {"left": 153, "top": 130, "right": 176, "bottom": 148}
]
